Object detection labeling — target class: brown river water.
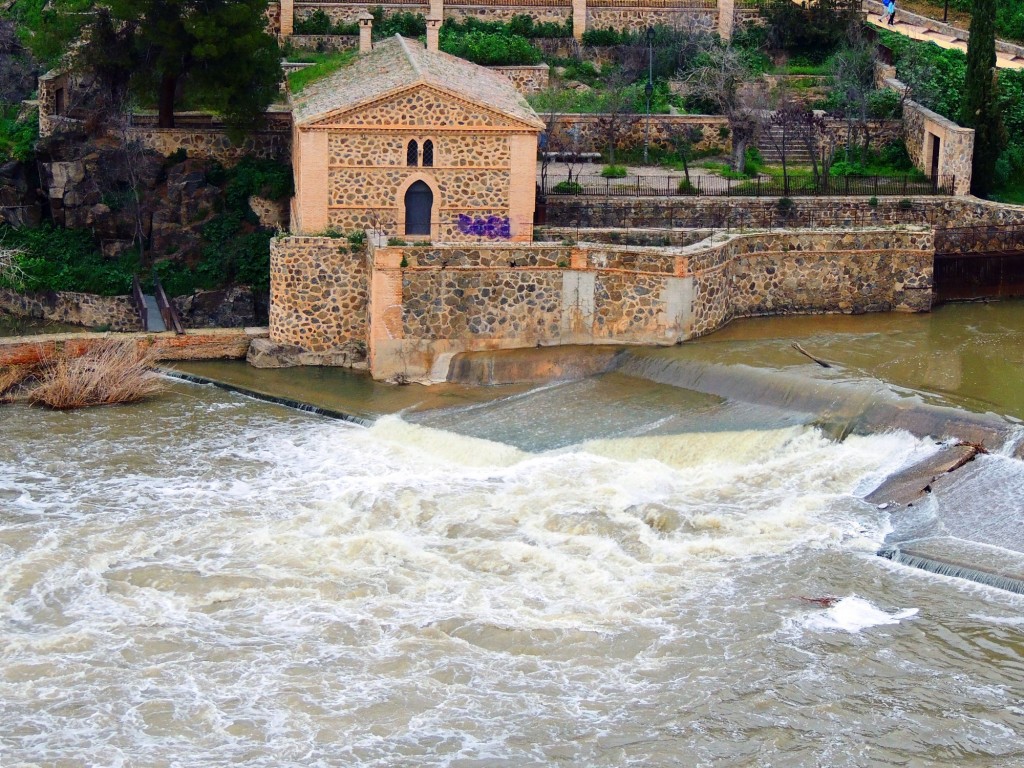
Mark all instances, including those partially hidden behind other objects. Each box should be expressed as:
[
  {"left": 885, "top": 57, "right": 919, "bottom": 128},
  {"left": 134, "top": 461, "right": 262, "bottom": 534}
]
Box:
[{"left": 2, "top": 301, "right": 1024, "bottom": 766}]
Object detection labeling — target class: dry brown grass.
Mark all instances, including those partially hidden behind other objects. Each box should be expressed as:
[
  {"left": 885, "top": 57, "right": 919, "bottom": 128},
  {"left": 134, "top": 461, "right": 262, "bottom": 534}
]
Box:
[
  {"left": 0, "top": 365, "right": 34, "bottom": 403},
  {"left": 26, "top": 340, "right": 167, "bottom": 410}
]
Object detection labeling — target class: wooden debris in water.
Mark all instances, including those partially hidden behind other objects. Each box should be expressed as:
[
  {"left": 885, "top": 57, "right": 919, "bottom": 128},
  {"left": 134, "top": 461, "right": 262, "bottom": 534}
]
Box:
[
  {"left": 799, "top": 596, "right": 841, "bottom": 608},
  {"left": 791, "top": 342, "right": 832, "bottom": 368}
]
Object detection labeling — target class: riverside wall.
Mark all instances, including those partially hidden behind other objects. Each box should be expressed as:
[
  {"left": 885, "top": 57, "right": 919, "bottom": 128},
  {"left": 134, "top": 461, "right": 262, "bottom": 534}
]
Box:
[
  {"left": 270, "top": 228, "right": 935, "bottom": 381},
  {"left": 0, "top": 328, "right": 268, "bottom": 367}
]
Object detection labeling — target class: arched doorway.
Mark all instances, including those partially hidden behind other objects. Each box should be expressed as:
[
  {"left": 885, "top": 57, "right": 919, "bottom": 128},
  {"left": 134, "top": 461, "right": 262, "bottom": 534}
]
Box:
[{"left": 404, "top": 181, "right": 432, "bottom": 236}]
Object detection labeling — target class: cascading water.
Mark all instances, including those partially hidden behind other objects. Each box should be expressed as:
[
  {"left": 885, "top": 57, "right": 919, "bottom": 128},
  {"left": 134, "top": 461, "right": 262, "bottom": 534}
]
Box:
[{"left": 3, "top": 369, "right": 1024, "bottom": 766}]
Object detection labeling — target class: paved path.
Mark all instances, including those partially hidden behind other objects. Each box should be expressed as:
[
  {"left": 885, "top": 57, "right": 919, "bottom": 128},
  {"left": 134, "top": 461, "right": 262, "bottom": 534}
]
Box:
[{"left": 864, "top": 2, "right": 1024, "bottom": 70}]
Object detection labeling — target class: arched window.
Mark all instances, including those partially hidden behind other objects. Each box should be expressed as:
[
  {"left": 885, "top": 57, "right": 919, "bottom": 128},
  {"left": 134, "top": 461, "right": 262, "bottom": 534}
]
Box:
[
  {"left": 422, "top": 139, "right": 434, "bottom": 168},
  {"left": 406, "top": 140, "right": 418, "bottom": 167}
]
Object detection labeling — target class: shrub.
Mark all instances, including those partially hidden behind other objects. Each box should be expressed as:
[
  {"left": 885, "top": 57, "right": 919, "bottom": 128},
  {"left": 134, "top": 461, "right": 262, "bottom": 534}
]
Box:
[
  {"left": 867, "top": 89, "right": 902, "bottom": 120},
  {"left": 0, "top": 106, "right": 38, "bottom": 163},
  {"left": 0, "top": 223, "right": 137, "bottom": 295},
  {"left": 898, "top": 198, "right": 914, "bottom": 210},
  {"left": 600, "top": 164, "right": 628, "bottom": 178},
  {"left": 868, "top": 196, "right": 879, "bottom": 207},
  {"left": 346, "top": 230, "right": 366, "bottom": 246},
  {"left": 439, "top": 27, "right": 541, "bottom": 65},
  {"left": 777, "top": 196, "right": 795, "bottom": 211},
  {"left": 552, "top": 180, "right": 583, "bottom": 194},
  {"left": 25, "top": 340, "right": 165, "bottom": 410},
  {"left": 581, "top": 27, "right": 627, "bottom": 46},
  {"left": 373, "top": 9, "right": 425, "bottom": 38},
  {"left": 677, "top": 178, "right": 696, "bottom": 193},
  {"left": 294, "top": 9, "right": 332, "bottom": 35}
]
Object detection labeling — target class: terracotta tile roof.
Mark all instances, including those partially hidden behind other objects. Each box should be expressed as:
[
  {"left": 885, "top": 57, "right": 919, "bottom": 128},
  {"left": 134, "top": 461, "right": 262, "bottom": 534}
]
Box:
[{"left": 292, "top": 36, "right": 543, "bottom": 129}]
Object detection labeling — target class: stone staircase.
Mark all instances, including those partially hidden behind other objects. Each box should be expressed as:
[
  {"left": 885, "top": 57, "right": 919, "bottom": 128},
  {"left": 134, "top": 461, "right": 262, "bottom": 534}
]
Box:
[{"left": 755, "top": 123, "right": 819, "bottom": 166}]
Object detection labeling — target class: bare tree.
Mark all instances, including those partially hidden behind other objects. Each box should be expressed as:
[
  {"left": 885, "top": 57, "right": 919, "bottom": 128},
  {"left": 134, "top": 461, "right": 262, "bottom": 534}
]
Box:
[
  {"left": 829, "top": 25, "right": 877, "bottom": 166},
  {"left": 666, "top": 124, "right": 704, "bottom": 188},
  {"left": 0, "top": 243, "right": 24, "bottom": 287},
  {"left": 682, "top": 44, "right": 765, "bottom": 174},
  {"left": 594, "top": 77, "right": 639, "bottom": 165},
  {"left": 762, "top": 90, "right": 827, "bottom": 192},
  {"left": 547, "top": 122, "right": 585, "bottom": 187}
]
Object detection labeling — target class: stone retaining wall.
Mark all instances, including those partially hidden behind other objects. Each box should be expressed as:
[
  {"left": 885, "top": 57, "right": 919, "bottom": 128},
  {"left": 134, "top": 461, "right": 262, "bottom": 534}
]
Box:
[
  {"left": 288, "top": 34, "right": 359, "bottom": 50},
  {"left": 363, "top": 227, "right": 934, "bottom": 379},
  {"left": 0, "top": 289, "right": 142, "bottom": 332},
  {"left": 897, "top": 87, "right": 974, "bottom": 197},
  {"left": 544, "top": 196, "right": 1024, "bottom": 230},
  {"left": 550, "top": 113, "right": 730, "bottom": 154},
  {"left": 269, "top": 236, "right": 369, "bottom": 351},
  {"left": 0, "top": 328, "right": 267, "bottom": 367}
]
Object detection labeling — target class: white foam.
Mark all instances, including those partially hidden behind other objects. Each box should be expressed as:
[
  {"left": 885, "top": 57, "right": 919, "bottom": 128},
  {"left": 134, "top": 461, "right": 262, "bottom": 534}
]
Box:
[{"left": 799, "top": 595, "right": 918, "bottom": 633}]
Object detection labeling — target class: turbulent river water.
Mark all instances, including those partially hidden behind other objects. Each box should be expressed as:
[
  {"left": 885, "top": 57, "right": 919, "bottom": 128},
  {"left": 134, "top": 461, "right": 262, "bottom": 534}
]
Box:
[{"left": 3, "top": 302, "right": 1024, "bottom": 766}]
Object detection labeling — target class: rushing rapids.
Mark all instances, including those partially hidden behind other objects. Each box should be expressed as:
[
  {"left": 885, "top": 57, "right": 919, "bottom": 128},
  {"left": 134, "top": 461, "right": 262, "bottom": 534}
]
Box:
[{"left": 2, "top": 301, "right": 1024, "bottom": 765}]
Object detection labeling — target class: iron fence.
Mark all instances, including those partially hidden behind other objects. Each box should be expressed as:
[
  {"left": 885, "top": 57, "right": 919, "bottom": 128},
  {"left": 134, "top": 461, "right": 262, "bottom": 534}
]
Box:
[
  {"left": 540, "top": 199, "right": 950, "bottom": 233},
  {"left": 541, "top": 173, "right": 955, "bottom": 198},
  {"left": 934, "top": 223, "right": 1024, "bottom": 255}
]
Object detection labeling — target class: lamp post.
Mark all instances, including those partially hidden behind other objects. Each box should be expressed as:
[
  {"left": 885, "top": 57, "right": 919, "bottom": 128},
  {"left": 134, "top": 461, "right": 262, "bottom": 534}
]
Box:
[
  {"left": 643, "top": 26, "right": 654, "bottom": 165},
  {"left": 943, "top": 0, "right": 949, "bottom": 22}
]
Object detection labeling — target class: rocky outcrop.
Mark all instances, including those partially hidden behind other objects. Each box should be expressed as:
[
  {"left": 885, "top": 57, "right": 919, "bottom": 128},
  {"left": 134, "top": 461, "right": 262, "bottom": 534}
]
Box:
[
  {"left": 0, "top": 160, "right": 42, "bottom": 227},
  {"left": 246, "top": 337, "right": 367, "bottom": 369},
  {"left": 173, "top": 285, "right": 258, "bottom": 328}
]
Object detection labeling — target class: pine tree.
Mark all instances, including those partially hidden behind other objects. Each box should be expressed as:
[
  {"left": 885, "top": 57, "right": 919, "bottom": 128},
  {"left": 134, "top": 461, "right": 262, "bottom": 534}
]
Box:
[
  {"left": 34, "top": 0, "right": 282, "bottom": 135},
  {"left": 960, "top": 0, "right": 1005, "bottom": 197}
]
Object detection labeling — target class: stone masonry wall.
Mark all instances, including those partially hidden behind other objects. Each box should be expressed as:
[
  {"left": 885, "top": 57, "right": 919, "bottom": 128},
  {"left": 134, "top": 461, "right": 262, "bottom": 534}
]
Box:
[
  {"left": 126, "top": 128, "right": 290, "bottom": 166},
  {"left": 361, "top": 227, "right": 933, "bottom": 379},
  {"left": 491, "top": 65, "right": 550, "bottom": 95},
  {"left": 0, "top": 288, "right": 142, "bottom": 332},
  {"left": 269, "top": 236, "right": 369, "bottom": 351},
  {"left": 550, "top": 114, "right": 730, "bottom": 155},
  {"left": 545, "top": 196, "right": 1024, "bottom": 230}
]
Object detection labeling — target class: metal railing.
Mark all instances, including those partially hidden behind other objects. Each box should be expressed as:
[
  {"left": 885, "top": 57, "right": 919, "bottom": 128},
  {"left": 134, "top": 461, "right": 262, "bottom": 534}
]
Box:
[
  {"left": 541, "top": 173, "right": 955, "bottom": 198},
  {"left": 153, "top": 272, "right": 185, "bottom": 335},
  {"left": 130, "top": 275, "right": 148, "bottom": 332}
]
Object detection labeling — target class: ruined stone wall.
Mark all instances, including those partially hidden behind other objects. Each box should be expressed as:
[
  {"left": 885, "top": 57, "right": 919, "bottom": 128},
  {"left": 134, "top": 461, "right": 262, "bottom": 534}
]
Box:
[
  {"left": 544, "top": 196, "right": 1024, "bottom": 230},
  {"left": 820, "top": 118, "right": 903, "bottom": 154},
  {"left": 126, "top": 128, "right": 290, "bottom": 166},
  {"left": 295, "top": 2, "right": 430, "bottom": 24},
  {"left": 288, "top": 34, "right": 359, "bottom": 50},
  {"left": 269, "top": 236, "right": 368, "bottom": 351},
  {"left": 445, "top": 3, "right": 572, "bottom": 23},
  {"left": 0, "top": 288, "right": 142, "bottom": 332},
  {"left": 491, "top": 65, "right": 550, "bottom": 95}
]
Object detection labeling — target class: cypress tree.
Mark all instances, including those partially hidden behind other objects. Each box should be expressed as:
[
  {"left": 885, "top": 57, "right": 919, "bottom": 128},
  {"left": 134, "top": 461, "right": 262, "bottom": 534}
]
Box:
[{"left": 960, "top": 0, "right": 1005, "bottom": 197}]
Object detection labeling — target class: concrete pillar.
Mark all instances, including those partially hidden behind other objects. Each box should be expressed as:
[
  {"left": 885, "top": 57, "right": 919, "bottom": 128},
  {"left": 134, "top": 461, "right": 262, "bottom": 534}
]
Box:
[
  {"left": 359, "top": 12, "right": 374, "bottom": 54},
  {"left": 279, "top": 0, "right": 293, "bottom": 37},
  {"left": 717, "top": 0, "right": 734, "bottom": 41},
  {"left": 426, "top": 15, "right": 442, "bottom": 52},
  {"left": 429, "top": 0, "right": 443, "bottom": 19},
  {"left": 572, "top": 0, "right": 587, "bottom": 41}
]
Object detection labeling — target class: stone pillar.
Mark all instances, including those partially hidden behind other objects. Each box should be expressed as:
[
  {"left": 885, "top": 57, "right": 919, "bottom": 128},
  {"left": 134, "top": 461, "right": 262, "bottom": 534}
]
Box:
[
  {"left": 359, "top": 12, "right": 374, "bottom": 54},
  {"left": 572, "top": 0, "right": 587, "bottom": 40},
  {"left": 279, "top": 0, "right": 293, "bottom": 37},
  {"left": 426, "top": 15, "right": 442, "bottom": 52},
  {"left": 717, "top": 0, "right": 734, "bottom": 41},
  {"left": 429, "top": 0, "right": 443, "bottom": 19}
]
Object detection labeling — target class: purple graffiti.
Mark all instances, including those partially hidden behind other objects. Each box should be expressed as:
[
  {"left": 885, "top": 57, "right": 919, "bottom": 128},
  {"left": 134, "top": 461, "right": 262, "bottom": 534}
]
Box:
[{"left": 458, "top": 214, "right": 511, "bottom": 239}]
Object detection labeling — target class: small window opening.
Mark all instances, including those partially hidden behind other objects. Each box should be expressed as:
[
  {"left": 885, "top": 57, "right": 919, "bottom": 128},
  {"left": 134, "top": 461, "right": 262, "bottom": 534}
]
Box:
[
  {"left": 422, "top": 140, "right": 434, "bottom": 168},
  {"left": 407, "top": 140, "right": 419, "bottom": 167}
]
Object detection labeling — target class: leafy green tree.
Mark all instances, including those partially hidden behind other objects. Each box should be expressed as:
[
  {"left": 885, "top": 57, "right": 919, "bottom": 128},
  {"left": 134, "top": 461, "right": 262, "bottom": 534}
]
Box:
[
  {"left": 959, "top": 0, "right": 1005, "bottom": 197},
  {"left": 35, "top": 0, "right": 282, "bottom": 133}
]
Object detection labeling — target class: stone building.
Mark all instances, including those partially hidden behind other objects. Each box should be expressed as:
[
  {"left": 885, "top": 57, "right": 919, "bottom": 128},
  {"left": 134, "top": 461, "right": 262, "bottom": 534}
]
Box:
[{"left": 289, "top": 35, "right": 544, "bottom": 242}]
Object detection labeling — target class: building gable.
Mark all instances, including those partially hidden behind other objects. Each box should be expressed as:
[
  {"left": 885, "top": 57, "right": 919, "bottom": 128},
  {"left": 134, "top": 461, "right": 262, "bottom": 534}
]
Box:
[{"left": 300, "top": 84, "right": 541, "bottom": 132}]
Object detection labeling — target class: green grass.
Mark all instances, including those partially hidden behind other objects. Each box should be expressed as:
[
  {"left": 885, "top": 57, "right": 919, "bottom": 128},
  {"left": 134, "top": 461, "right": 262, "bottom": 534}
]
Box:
[
  {"left": 991, "top": 178, "right": 1024, "bottom": 205},
  {"left": 287, "top": 51, "right": 357, "bottom": 94}
]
